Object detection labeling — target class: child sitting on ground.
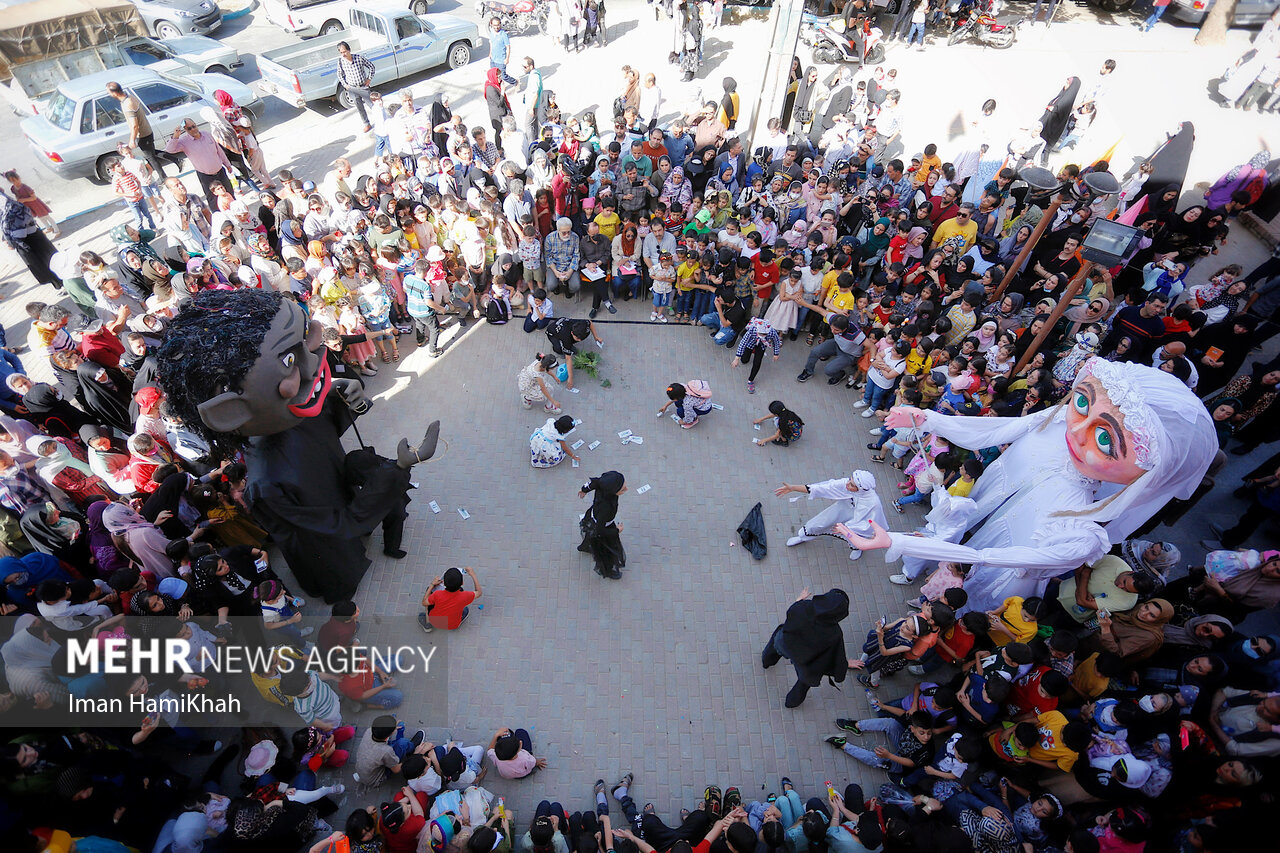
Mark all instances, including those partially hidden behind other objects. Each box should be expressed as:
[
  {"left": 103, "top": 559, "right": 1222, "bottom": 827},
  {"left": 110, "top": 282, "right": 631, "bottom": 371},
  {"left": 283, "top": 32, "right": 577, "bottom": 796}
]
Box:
[
  {"left": 258, "top": 579, "right": 311, "bottom": 647},
  {"left": 987, "top": 595, "right": 1044, "bottom": 647},
  {"left": 752, "top": 400, "right": 804, "bottom": 447},
  {"left": 658, "top": 380, "right": 714, "bottom": 429},
  {"left": 418, "top": 566, "right": 483, "bottom": 633}
]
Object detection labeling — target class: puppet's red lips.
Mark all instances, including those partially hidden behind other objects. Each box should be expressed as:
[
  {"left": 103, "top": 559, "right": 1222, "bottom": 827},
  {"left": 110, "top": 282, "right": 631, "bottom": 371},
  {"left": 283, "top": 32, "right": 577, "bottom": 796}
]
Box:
[{"left": 288, "top": 356, "right": 331, "bottom": 418}]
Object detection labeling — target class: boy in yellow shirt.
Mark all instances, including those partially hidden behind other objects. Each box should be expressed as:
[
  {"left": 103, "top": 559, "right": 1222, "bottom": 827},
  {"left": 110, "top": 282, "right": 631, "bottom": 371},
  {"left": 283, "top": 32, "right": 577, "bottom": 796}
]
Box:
[
  {"left": 674, "top": 248, "right": 700, "bottom": 323},
  {"left": 593, "top": 197, "right": 621, "bottom": 240},
  {"left": 947, "top": 459, "right": 983, "bottom": 498}
]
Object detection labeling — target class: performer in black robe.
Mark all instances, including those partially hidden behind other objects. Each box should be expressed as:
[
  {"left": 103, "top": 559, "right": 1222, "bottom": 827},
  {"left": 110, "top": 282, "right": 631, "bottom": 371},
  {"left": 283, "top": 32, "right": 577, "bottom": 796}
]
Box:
[
  {"left": 156, "top": 290, "right": 439, "bottom": 603},
  {"left": 762, "top": 588, "right": 851, "bottom": 708},
  {"left": 1036, "top": 77, "right": 1080, "bottom": 164},
  {"left": 577, "top": 470, "right": 627, "bottom": 579}
]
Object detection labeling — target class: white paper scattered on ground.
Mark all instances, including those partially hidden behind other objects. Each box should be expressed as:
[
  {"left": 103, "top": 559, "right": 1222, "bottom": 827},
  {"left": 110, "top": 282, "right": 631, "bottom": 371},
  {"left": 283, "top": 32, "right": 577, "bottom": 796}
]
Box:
[
  {"left": 655, "top": 410, "right": 664, "bottom": 418},
  {"left": 458, "top": 508, "right": 470, "bottom": 519},
  {"left": 754, "top": 423, "right": 761, "bottom": 430},
  {"left": 790, "top": 496, "right": 801, "bottom": 502},
  {"left": 636, "top": 484, "right": 651, "bottom": 494},
  {"left": 618, "top": 430, "right": 633, "bottom": 438},
  {"left": 573, "top": 419, "right": 582, "bottom": 426},
  {"left": 588, "top": 441, "right": 601, "bottom": 450},
  {"left": 572, "top": 459, "right": 580, "bottom": 467},
  {"left": 429, "top": 501, "right": 441, "bottom": 514},
  {"left": 752, "top": 438, "right": 760, "bottom": 444},
  {"left": 710, "top": 403, "right": 724, "bottom": 410},
  {"left": 571, "top": 439, "right": 585, "bottom": 449},
  {"left": 569, "top": 387, "right": 581, "bottom": 394}
]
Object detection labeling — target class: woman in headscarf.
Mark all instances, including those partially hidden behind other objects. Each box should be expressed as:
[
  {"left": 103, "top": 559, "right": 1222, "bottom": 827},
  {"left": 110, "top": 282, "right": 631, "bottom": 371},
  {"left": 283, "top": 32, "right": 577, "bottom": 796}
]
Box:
[
  {"left": 1161, "top": 613, "right": 1234, "bottom": 655},
  {"left": 199, "top": 106, "right": 259, "bottom": 192},
  {"left": 100, "top": 501, "right": 174, "bottom": 578},
  {"left": 659, "top": 167, "right": 693, "bottom": 219},
  {"left": 108, "top": 223, "right": 163, "bottom": 269},
  {"left": 790, "top": 66, "right": 820, "bottom": 135},
  {"left": 1196, "top": 314, "right": 1259, "bottom": 396},
  {"left": 115, "top": 245, "right": 153, "bottom": 298},
  {"left": 221, "top": 796, "right": 318, "bottom": 853},
  {"left": 1062, "top": 296, "right": 1111, "bottom": 340},
  {"left": 185, "top": 256, "right": 234, "bottom": 293},
  {"left": 1087, "top": 598, "right": 1175, "bottom": 664},
  {"left": 247, "top": 232, "right": 288, "bottom": 292},
  {"left": 484, "top": 68, "right": 511, "bottom": 154},
  {"left": 1036, "top": 77, "right": 1080, "bottom": 164},
  {"left": 26, "top": 435, "right": 109, "bottom": 511},
  {"left": 1, "top": 615, "right": 69, "bottom": 706},
  {"left": 1199, "top": 278, "right": 1251, "bottom": 325},
  {"left": 79, "top": 426, "right": 133, "bottom": 496},
  {"left": 53, "top": 351, "right": 131, "bottom": 433},
  {"left": 214, "top": 90, "right": 271, "bottom": 189},
  {"left": 577, "top": 471, "right": 627, "bottom": 579},
  {"left": 761, "top": 587, "right": 850, "bottom": 708},
  {"left": 981, "top": 291, "right": 1026, "bottom": 338},
  {"left": 780, "top": 56, "right": 803, "bottom": 127},
  {"left": 1206, "top": 150, "right": 1270, "bottom": 210},
  {"left": 0, "top": 416, "right": 42, "bottom": 468},
  {"left": 858, "top": 217, "right": 892, "bottom": 273},
  {"left": 1, "top": 551, "right": 70, "bottom": 613},
  {"left": 810, "top": 67, "right": 852, "bottom": 148},
  {"left": 19, "top": 382, "right": 92, "bottom": 438},
  {"left": 526, "top": 148, "right": 554, "bottom": 192},
  {"left": 678, "top": 2, "right": 703, "bottom": 82},
  {"left": 82, "top": 499, "right": 126, "bottom": 577},
  {"left": 19, "top": 502, "right": 88, "bottom": 567},
  {"left": 1119, "top": 537, "right": 1180, "bottom": 593},
  {"left": 998, "top": 223, "right": 1034, "bottom": 274},
  {"left": 429, "top": 93, "right": 453, "bottom": 156}
]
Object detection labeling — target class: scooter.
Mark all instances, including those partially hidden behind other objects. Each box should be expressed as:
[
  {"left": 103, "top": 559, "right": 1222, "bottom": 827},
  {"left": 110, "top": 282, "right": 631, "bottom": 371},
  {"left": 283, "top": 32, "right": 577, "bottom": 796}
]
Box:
[
  {"left": 810, "top": 20, "right": 886, "bottom": 66},
  {"left": 475, "top": 0, "right": 549, "bottom": 34},
  {"left": 946, "top": 0, "right": 1021, "bottom": 48},
  {"left": 798, "top": 10, "right": 845, "bottom": 47}
]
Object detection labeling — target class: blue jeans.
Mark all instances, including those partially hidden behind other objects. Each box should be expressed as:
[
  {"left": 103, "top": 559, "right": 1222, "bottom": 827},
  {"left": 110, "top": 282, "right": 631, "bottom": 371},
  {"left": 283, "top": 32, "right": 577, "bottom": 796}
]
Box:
[
  {"left": 614, "top": 272, "right": 641, "bottom": 299},
  {"left": 524, "top": 314, "right": 552, "bottom": 333},
  {"left": 675, "top": 291, "right": 694, "bottom": 315},
  {"left": 125, "top": 198, "right": 156, "bottom": 231},
  {"left": 373, "top": 134, "right": 391, "bottom": 157},
  {"left": 700, "top": 311, "right": 736, "bottom": 346},
  {"left": 872, "top": 426, "right": 897, "bottom": 450},
  {"left": 653, "top": 291, "right": 671, "bottom": 308},
  {"left": 364, "top": 674, "right": 404, "bottom": 709},
  {"left": 839, "top": 717, "right": 906, "bottom": 770},
  {"left": 692, "top": 290, "right": 713, "bottom": 319},
  {"left": 862, "top": 381, "right": 894, "bottom": 411},
  {"left": 775, "top": 790, "right": 804, "bottom": 826},
  {"left": 1142, "top": 3, "right": 1167, "bottom": 29},
  {"left": 898, "top": 488, "right": 929, "bottom": 505},
  {"left": 906, "top": 22, "right": 925, "bottom": 46}
]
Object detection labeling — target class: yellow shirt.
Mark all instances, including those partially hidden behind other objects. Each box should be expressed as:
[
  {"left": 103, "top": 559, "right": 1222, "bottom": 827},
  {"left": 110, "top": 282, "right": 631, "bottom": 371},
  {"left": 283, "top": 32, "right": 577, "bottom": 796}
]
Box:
[
  {"left": 931, "top": 218, "right": 978, "bottom": 254},
  {"left": 948, "top": 477, "right": 975, "bottom": 498},
  {"left": 827, "top": 288, "right": 858, "bottom": 312},
  {"left": 594, "top": 211, "right": 621, "bottom": 240},
  {"left": 916, "top": 153, "right": 942, "bottom": 186},
  {"left": 676, "top": 261, "right": 700, "bottom": 292},
  {"left": 820, "top": 269, "right": 842, "bottom": 303},
  {"left": 994, "top": 595, "right": 1038, "bottom": 646},
  {"left": 1028, "top": 710, "right": 1078, "bottom": 772}
]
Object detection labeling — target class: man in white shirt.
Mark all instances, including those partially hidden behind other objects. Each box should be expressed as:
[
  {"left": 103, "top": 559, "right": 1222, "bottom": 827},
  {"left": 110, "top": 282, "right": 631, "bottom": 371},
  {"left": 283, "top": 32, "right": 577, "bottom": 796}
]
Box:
[
  {"left": 36, "top": 581, "right": 116, "bottom": 632},
  {"left": 322, "top": 158, "right": 353, "bottom": 209},
  {"left": 1151, "top": 341, "right": 1199, "bottom": 390}
]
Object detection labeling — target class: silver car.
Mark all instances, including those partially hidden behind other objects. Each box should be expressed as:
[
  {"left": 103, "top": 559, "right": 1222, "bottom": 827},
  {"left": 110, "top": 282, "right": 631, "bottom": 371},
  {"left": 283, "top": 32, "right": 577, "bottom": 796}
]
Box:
[
  {"left": 130, "top": 0, "right": 224, "bottom": 39},
  {"left": 21, "top": 65, "right": 259, "bottom": 182}
]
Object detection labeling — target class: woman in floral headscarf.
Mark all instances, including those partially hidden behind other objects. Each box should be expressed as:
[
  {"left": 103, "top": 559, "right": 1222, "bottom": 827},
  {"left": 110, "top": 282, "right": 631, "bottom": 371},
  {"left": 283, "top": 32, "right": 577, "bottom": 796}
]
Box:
[
  {"left": 214, "top": 90, "right": 272, "bottom": 189},
  {"left": 1205, "top": 149, "right": 1270, "bottom": 209}
]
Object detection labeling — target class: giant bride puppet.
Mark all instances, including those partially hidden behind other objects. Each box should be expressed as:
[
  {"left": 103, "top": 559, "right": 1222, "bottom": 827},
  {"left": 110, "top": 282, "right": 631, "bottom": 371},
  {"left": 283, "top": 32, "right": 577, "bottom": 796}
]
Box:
[
  {"left": 156, "top": 290, "right": 439, "bottom": 603},
  {"left": 836, "top": 357, "right": 1218, "bottom": 613}
]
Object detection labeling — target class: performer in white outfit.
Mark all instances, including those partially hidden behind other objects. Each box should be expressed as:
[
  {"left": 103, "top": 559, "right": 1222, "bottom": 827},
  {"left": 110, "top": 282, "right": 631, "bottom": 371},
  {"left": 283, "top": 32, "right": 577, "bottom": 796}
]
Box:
[
  {"left": 888, "top": 490, "right": 977, "bottom": 586},
  {"left": 775, "top": 470, "right": 887, "bottom": 561},
  {"left": 836, "top": 358, "right": 1216, "bottom": 611}
]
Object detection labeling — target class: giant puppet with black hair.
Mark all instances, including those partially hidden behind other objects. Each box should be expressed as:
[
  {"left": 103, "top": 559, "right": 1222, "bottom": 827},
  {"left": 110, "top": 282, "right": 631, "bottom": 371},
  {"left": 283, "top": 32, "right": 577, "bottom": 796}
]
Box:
[{"left": 156, "top": 289, "right": 439, "bottom": 603}]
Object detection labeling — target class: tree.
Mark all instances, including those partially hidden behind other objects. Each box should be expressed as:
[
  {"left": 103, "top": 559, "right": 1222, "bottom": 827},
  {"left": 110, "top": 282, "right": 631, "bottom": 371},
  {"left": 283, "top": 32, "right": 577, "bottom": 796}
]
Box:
[{"left": 1195, "top": 0, "right": 1237, "bottom": 46}]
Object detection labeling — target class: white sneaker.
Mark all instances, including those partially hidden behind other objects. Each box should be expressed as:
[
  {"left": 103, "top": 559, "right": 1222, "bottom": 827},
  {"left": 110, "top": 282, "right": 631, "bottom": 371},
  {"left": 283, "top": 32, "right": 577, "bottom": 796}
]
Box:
[
  {"left": 888, "top": 573, "right": 912, "bottom": 585},
  {"left": 870, "top": 427, "right": 882, "bottom": 434},
  {"left": 861, "top": 409, "right": 875, "bottom": 418},
  {"left": 853, "top": 400, "right": 868, "bottom": 408},
  {"left": 786, "top": 535, "right": 806, "bottom": 546},
  {"left": 658, "top": 314, "right": 668, "bottom": 322},
  {"left": 848, "top": 549, "right": 862, "bottom": 561},
  {"left": 521, "top": 397, "right": 534, "bottom": 409},
  {"left": 650, "top": 312, "right": 658, "bottom": 321}
]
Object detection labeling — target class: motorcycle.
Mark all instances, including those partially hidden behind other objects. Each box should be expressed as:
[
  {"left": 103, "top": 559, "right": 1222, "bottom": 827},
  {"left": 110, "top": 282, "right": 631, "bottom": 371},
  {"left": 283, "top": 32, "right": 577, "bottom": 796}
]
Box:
[
  {"left": 475, "top": 0, "right": 549, "bottom": 34},
  {"left": 946, "top": 0, "right": 1021, "bottom": 48},
  {"left": 810, "top": 20, "right": 886, "bottom": 66}
]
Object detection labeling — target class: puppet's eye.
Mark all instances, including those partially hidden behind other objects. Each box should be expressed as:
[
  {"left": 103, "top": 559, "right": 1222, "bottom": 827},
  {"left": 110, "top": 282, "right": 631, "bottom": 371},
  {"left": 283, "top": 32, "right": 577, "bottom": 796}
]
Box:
[{"left": 282, "top": 352, "right": 296, "bottom": 369}]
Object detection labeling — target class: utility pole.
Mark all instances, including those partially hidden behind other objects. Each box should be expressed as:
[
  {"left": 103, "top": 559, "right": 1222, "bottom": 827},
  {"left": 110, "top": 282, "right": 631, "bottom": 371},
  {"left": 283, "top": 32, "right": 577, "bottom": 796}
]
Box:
[{"left": 742, "top": 0, "right": 804, "bottom": 151}]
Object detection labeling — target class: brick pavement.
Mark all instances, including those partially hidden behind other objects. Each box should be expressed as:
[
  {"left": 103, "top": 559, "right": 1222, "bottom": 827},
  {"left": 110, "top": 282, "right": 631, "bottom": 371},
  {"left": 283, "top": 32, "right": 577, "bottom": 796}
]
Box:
[{"left": 315, "top": 295, "right": 933, "bottom": 822}]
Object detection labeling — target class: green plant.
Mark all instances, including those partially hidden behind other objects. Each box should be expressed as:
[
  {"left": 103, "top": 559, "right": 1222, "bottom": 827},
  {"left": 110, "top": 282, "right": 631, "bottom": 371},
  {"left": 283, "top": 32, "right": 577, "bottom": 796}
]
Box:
[{"left": 572, "top": 351, "right": 602, "bottom": 379}]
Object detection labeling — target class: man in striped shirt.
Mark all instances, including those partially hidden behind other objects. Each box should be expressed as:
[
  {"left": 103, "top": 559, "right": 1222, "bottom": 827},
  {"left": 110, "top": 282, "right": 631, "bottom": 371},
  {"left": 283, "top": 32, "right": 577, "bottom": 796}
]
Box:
[
  {"left": 336, "top": 41, "right": 377, "bottom": 133},
  {"left": 110, "top": 161, "right": 156, "bottom": 230}
]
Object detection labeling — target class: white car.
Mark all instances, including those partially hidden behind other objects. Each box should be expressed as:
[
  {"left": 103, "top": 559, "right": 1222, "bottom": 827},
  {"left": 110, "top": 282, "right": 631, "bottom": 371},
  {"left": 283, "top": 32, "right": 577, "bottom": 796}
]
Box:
[{"left": 262, "top": 0, "right": 430, "bottom": 38}]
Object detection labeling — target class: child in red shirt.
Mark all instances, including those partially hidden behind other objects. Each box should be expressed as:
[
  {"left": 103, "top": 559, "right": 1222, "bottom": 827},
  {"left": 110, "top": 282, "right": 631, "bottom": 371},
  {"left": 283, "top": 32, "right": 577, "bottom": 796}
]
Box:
[{"left": 418, "top": 566, "right": 483, "bottom": 632}]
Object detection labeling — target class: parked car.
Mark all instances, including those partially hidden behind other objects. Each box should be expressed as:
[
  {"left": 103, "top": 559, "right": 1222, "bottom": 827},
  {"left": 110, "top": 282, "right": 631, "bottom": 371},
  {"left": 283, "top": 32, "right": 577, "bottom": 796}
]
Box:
[
  {"left": 20, "top": 65, "right": 259, "bottom": 182},
  {"left": 262, "top": 0, "right": 430, "bottom": 38},
  {"left": 256, "top": 3, "right": 478, "bottom": 108},
  {"left": 119, "top": 36, "right": 242, "bottom": 77},
  {"left": 1170, "top": 0, "right": 1278, "bottom": 25},
  {"left": 129, "top": 0, "right": 223, "bottom": 38}
]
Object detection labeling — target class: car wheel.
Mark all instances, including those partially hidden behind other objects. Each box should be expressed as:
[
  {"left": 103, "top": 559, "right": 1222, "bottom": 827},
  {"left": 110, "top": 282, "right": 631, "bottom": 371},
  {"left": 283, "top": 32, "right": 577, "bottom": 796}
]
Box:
[
  {"left": 1095, "top": 0, "right": 1135, "bottom": 10},
  {"left": 337, "top": 88, "right": 356, "bottom": 110},
  {"left": 96, "top": 152, "right": 124, "bottom": 184},
  {"left": 155, "top": 20, "right": 184, "bottom": 39},
  {"left": 411, "top": 0, "right": 429, "bottom": 13},
  {"left": 447, "top": 41, "right": 472, "bottom": 69},
  {"left": 206, "top": 64, "right": 230, "bottom": 76},
  {"left": 318, "top": 19, "right": 344, "bottom": 36}
]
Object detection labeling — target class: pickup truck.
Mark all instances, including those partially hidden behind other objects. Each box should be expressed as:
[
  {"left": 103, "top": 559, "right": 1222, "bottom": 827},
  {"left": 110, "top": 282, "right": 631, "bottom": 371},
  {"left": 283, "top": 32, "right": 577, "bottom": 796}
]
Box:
[
  {"left": 256, "top": 3, "right": 479, "bottom": 109},
  {"left": 263, "top": 0, "right": 431, "bottom": 38}
]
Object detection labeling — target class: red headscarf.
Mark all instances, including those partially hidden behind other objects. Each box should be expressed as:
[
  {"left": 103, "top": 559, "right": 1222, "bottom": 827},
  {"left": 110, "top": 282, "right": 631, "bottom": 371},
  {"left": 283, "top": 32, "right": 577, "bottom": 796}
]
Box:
[
  {"left": 484, "top": 68, "right": 509, "bottom": 110},
  {"left": 214, "top": 89, "right": 241, "bottom": 123}
]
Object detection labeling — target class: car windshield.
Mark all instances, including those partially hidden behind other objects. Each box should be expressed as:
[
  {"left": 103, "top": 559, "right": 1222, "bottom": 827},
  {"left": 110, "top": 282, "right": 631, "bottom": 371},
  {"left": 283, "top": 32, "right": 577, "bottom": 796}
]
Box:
[{"left": 44, "top": 90, "right": 76, "bottom": 131}]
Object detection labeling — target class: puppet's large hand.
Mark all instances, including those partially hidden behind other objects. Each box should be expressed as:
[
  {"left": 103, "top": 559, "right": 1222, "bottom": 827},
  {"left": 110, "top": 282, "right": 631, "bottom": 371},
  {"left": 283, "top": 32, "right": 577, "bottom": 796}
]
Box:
[
  {"left": 332, "top": 378, "right": 372, "bottom": 415},
  {"left": 397, "top": 421, "right": 442, "bottom": 469},
  {"left": 833, "top": 520, "right": 892, "bottom": 551}
]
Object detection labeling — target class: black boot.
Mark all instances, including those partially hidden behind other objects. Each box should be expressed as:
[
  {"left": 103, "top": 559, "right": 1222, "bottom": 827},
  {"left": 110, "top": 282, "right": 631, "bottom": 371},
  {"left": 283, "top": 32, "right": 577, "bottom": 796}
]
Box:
[{"left": 784, "top": 680, "right": 810, "bottom": 708}]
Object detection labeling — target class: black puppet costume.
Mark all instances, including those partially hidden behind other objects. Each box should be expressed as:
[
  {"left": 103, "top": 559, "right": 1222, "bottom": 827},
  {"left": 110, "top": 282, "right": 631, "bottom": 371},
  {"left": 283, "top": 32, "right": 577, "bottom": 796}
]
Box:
[
  {"left": 156, "top": 290, "right": 428, "bottom": 604},
  {"left": 762, "top": 588, "right": 850, "bottom": 708},
  {"left": 578, "top": 470, "right": 626, "bottom": 579}
]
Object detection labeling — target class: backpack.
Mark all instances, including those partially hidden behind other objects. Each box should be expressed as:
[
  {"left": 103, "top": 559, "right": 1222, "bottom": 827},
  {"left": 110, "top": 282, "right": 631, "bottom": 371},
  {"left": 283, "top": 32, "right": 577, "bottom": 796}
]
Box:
[{"left": 685, "top": 379, "right": 712, "bottom": 400}]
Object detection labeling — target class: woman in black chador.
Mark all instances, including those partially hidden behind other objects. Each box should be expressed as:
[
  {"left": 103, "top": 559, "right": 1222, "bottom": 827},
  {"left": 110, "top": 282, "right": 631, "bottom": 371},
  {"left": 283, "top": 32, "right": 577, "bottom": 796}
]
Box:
[
  {"left": 762, "top": 587, "right": 851, "bottom": 708},
  {"left": 577, "top": 470, "right": 627, "bottom": 579}
]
